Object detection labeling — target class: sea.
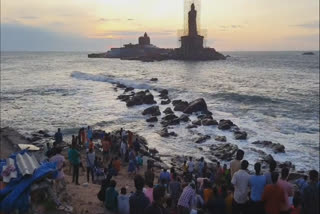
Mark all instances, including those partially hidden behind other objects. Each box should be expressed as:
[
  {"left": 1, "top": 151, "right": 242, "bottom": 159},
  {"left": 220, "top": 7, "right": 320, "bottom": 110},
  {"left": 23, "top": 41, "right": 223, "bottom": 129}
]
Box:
[{"left": 1, "top": 51, "right": 319, "bottom": 171}]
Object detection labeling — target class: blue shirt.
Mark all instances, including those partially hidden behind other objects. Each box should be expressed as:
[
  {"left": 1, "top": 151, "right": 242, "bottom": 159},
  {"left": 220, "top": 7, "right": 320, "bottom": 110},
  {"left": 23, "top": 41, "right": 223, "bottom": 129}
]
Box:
[
  {"left": 159, "top": 171, "right": 170, "bottom": 182},
  {"left": 249, "top": 174, "right": 266, "bottom": 201}
]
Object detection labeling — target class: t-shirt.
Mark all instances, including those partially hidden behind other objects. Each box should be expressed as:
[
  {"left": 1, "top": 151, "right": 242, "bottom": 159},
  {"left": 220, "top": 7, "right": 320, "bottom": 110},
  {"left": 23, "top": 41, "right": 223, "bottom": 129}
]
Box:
[
  {"left": 249, "top": 174, "right": 267, "bottom": 201},
  {"left": 143, "top": 187, "right": 154, "bottom": 203},
  {"left": 113, "top": 160, "right": 121, "bottom": 172},
  {"left": 102, "top": 140, "right": 110, "bottom": 152},
  {"left": 203, "top": 188, "right": 213, "bottom": 203},
  {"left": 187, "top": 161, "right": 195, "bottom": 173},
  {"left": 129, "top": 191, "right": 150, "bottom": 214},
  {"left": 230, "top": 159, "right": 241, "bottom": 178},
  {"left": 262, "top": 184, "right": 285, "bottom": 214},
  {"left": 169, "top": 181, "right": 181, "bottom": 200},
  {"left": 86, "top": 152, "right": 95, "bottom": 168},
  {"left": 231, "top": 169, "right": 250, "bottom": 204},
  {"left": 302, "top": 182, "right": 319, "bottom": 214},
  {"left": 118, "top": 194, "right": 130, "bottom": 214},
  {"left": 68, "top": 148, "right": 80, "bottom": 165},
  {"left": 160, "top": 171, "right": 170, "bottom": 183},
  {"left": 277, "top": 179, "right": 293, "bottom": 211},
  {"left": 49, "top": 154, "right": 65, "bottom": 179}
]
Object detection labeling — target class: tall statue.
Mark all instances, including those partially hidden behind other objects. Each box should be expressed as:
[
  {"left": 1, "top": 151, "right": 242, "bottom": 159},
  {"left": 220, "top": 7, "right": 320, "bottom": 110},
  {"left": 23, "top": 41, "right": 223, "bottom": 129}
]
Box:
[{"left": 188, "top": 3, "right": 197, "bottom": 36}]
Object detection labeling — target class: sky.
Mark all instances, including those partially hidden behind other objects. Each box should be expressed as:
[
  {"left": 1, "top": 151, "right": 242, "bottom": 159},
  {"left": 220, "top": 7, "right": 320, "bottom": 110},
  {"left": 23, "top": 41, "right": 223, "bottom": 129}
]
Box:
[{"left": 1, "top": 0, "right": 319, "bottom": 51}]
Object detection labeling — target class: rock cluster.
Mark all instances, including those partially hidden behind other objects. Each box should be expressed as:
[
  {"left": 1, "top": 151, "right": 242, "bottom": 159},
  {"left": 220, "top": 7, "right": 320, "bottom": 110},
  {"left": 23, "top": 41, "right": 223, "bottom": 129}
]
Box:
[
  {"left": 118, "top": 90, "right": 156, "bottom": 107},
  {"left": 252, "top": 141, "right": 285, "bottom": 153}
]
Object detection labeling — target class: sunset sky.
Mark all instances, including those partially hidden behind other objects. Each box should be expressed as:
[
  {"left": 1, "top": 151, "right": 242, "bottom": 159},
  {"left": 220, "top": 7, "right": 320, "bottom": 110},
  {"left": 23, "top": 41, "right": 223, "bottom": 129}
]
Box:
[{"left": 1, "top": 0, "right": 319, "bottom": 51}]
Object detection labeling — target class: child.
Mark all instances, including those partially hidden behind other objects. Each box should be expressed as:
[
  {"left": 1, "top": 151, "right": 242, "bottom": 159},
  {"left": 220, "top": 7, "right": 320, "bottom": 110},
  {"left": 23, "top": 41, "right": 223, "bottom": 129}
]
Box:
[{"left": 117, "top": 187, "right": 130, "bottom": 214}]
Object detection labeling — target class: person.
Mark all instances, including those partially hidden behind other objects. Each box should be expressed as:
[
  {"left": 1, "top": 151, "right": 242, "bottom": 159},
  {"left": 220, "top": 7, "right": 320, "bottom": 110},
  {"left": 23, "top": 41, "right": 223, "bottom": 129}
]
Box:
[
  {"left": 128, "top": 130, "right": 133, "bottom": 148},
  {"left": 49, "top": 147, "right": 67, "bottom": 200},
  {"left": 129, "top": 175, "right": 150, "bottom": 214},
  {"left": 118, "top": 187, "right": 130, "bottom": 214},
  {"left": 134, "top": 139, "right": 140, "bottom": 153},
  {"left": 54, "top": 128, "right": 63, "bottom": 146},
  {"left": 143, "top": 182, "right": 154, "bottom": 203},
  {"left": 203, "top": 179, "right": 213, "bottom": 203},
  {"left": 71, "top": 135, "right": 76, "bottom": 146},
  {"left": 205, "top": 186, "right": 226, "bottom": 214},
  {"left": 183, "top": 160, "right": 188, "bottom": 177},
  {"left": 120, "top": 140, "right": 127, "bottom": 161},
  {"left": 301, "top": 170, "right": 319, "bottom": 214},
  {"left": 230, "top": 149, "right": 244, "bottom": 178},
  {"left": 215, "top": 161, "right": 224, "bottom": 185},
  {"left": 86, "top": 148, "right": 95, "bottom": 183},
  {"left": 225, "top": 186, "right": 234, "bottom": 214},
  {"left": 68, "top": 144, "right": 80, "bottom": 185},
  {"left": 248, "top": 162, "right": 266, "bottom": 214},
  {"left": 291, "top": 191, "right": 301, "bottom": 214},
  {"left": 105, "top": 180, "right": 118, "bottom": 212},
  {"left": 197, "top": 157, "right": 205, "bottom": 177},
  {"left": 169, "top": 173, "right": 181, "bottom": 208},
  {"left": 145, "top": 165, "right": 155, "bottom": 186},
  {"left": 144, "top": 185, "right": 168, "bottom": 214},
  {"left": 101, "top": 135, "right": 111, "bottom": 164},
  {"left": 264, "top": 160, "right": 277, "bottom": 185},
  {"left": 87, "top": 126, "right": 93, "bottom": 141},
  {"left": 128, "top": 157, "right": 136, "bottom": 176},
  {"left": 177, "top": 183, "right": 196, "bottom": 214},
  {"left": 262, "top": 172, "right": 286, "bottom": 214},
  {"left": 231, "top": 160, "right": 250, "bottom": 214},
  {"left": 277, "top": 167, "right": 293, "bottom": 214},
  {"left": 112, "top": 156, "right": 121, "bottom": 173},
  {"left": 295, "top": 175, "right": 308, "bottom": 194},
  {"left": 159, "top": 168, "right": 171, "bottom": 185},
  {"left": 187, "top": 157, "right": 195, "bottom": 181},
  {"left": 136, "top": 154, "right": 143, "bottom": 171},
  {"left": 80, "top": 127, "right": 86, "bottom": 145}
]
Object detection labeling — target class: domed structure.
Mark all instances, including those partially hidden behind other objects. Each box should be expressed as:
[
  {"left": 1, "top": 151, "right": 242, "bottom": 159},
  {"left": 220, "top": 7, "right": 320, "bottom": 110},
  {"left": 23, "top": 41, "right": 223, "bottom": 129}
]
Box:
[{"left": 138, "top": 32, "right": 151, "bottom": 45}]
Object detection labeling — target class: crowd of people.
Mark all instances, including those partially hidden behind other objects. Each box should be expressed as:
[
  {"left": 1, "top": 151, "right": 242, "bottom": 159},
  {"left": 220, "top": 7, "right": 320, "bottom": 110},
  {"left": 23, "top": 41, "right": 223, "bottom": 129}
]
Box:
[{"left": 48, "top": 127, "right": 319, "bottom": 214}]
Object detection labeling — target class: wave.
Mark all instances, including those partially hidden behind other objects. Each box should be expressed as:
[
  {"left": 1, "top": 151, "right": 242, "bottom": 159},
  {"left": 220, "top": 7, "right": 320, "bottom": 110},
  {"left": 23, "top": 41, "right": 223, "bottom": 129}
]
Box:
[
  {"left": 212, "top": 92, "right": 278, "bottom": 104},
  {"left": 71, "top": 71, "right": 156, "bottom": 90}
]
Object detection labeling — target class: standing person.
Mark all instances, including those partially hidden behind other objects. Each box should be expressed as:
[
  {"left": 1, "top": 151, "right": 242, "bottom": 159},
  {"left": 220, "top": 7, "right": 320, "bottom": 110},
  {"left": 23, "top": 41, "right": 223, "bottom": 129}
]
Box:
[
  {"left": 129, "top": 175, "right": 150, "bottom": 214},
  {"left": 197, "top": 157, "right": 205, "bottom": 177},
  {"left": 159, "top": 168, "right": 171, "bottom": 186},
  {"left": 112, "top": 156, "right": 121, "bottom": 173},
  {"left": 203, "top": 179, "right": 213, "bottom": 204},
  {"left": 87, "top": 126, "right": 93, "bottom": 141},
  {"left": 277, "top": 167, "right": 293, "bottom": 214},
  {"left": 71, "top": 135, "right": 76, "bottom": 146},
  {"left": 120, "top": 140, "right": 127, "bottom": 161},
  {"left": 128, "top": 130, "right": 133, "bottom": 149},
  {"left": 262, "top": 172, "right": 286, "bottom": 214},
  {"left": 249, "top": 162, "right": 266, "bottom": 214},
  {"left": 86, "top": 148, "right": 95, "bottom": 183},
  {"left": 101, "top": 135, "right": 111, "bottom": 164},
  {"left": 145, "top": 165, "right": 155, "bottom": 187},
  {"left": 177, "top": 183, "right": 196, "bottom": 214},
  {"left": 105, "top": 180, "right": 119, "bottom": 212},
  {"left": 133, "top": 139, "right": 140, "bottom": 154},
  {"left": 187, "top": 157, "right": 195, "bottom": 180},
  {"left": 80, "top": 127, "right": 86, "bottom": 145},
  {"left": 169, "top": 173, "right": 181, "bottom": 209},
  {"left": 231, "top": 160, "right": 250, "bottom": 214},
  {"left": 205, "top": 186, "right": 226, "bottom": 214},
  {"left": 143, "top": 182, "right": 154, "bottom": 203},
  {"left": 144, "top": 185, "right": 168, "bottom": 214},
  {"left": 68, "top": 144, "right": 80, "bottom": 185},
  {"left": 118, "top": 187, "right": 130, "bottom": 214},
  {"left": 230, "top": 149, "right": 244, "bottom": 178},
  {"left": 301, "top": 170, "right": 319, "bottom": 214},
  {"left": 54, "top": 128, "right": 63, "bottom": 146},
  {"left": 264, "top": 160, "right": 277, "bottom": 185}
]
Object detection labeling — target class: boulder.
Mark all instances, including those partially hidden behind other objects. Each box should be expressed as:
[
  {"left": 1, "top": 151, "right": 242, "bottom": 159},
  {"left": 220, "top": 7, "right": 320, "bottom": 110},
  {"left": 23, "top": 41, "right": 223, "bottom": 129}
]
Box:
[
  {"left": 142, "top": 106, "right": 161, "bottom": 116},
  {"left": 197, "top": 114, "right": 213, "bottom": 120},
  {"left": 158, "top": 128, "right": 177, "bottom": 137},
  {"left": 234, "top": 131, "right": 247, "bottom": 140},
  {"left": 186, "top": 124, "right": 198, "bottom": 129},
  {"left": 218, "top": 119, "right": 234, "bottom": 130},
  {"left": 195, "top": 135, "right": 211, "bottom": 144},
  {"left": 150, "top": 78, "right": 158, "bottom": 81},
  {"left": 161, "top": 99, "right": 171, "bottom": 105},
  {"left": 146, "top": 117, "right": 158, "bottom": 122},
  {"left": 163, "top": 107, "right": 174, "bottom": 115},
  {"left": 215, "top": 136, "right": 226, "bottom": 142},
  {"left": 159, "top": 89, "right": 169, "bottom": 99},
  {"left": 118, "top": 94, "right": 131, "bottom": 102},
  {"left": 116, "top": 83, "right": 126, "bottom": 88},
  {"left": 192, "top": 120, "right": 202, "bottom": 126},
  {"left": 172, "top": 100, "right": 189, "bottom": 112},
  {"left": 162, "top": 114, "right": 178, "bottom": 121},
  {"left": 201, "top": 119, "right": 218, "bottom": 126},
  {"left": 183, "top": 98, "right": 208, "bottom": 114},
  {"left": 179, "top": 114, "right": 190, "bottom": 122},
  {"left": 209, "top": 143, "right": 238, "bottom": 161},
  {"left": 125, "top": 90, "right": 156, "bottom": 106},
  {"left": 161, "top": 118, "right": 180, "bottom": 127},
  {"left": 252, "top": 141, "right": 285, "bottom": 153},
  {"left": 124, "top": 87, "right": 134, "bottom": 92}
]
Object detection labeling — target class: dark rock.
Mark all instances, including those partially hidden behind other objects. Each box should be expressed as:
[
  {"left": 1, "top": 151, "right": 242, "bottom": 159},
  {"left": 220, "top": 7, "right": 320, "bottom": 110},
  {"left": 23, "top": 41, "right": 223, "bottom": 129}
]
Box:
[
  {"left": 250, "top": 148, "right": 266, "bottom": 156},
  {"left": 172, "top": 100, "right": 189, "bottom": 112},
  {"left": 202, "top": 119, "right": 218, "bottom": 126},
  {"left": 163, "top": 107, "right": 174, "bottom": 115},
  {"left": 218, "top": 119, "right": 234, "bottom": 130},
  {"left": 159, "top": 89, "right": 169, "bottom": 99},
  {"left": 161, "top": 99, "right": 171, "bottom": 105},
  {"left": 179, "top": 114, "right": 190, "bottom": 122},
  {"left": 262, "top": 154, "right": 274, "bottom": 164},
  {"left": 142, "top": 106, "right": 161, "bottom": 116},
  {"left": 158, "top": 128, "right": 177, "bottom": 137},
  {"left": 125, "top": 90, "right": 156, "bottom": 106},
  {"left": 146, "top": 117, "right": 158, "bottom": 122},
  {"left": 143, "top": 92, "right": 157, "bottom": 104},
  {"left": 184, "top": 98, "right": 208, "bottom": 114},
  {"left": 279, "top": 161, "right": 294, "bottom": 169},
  {"left": 161, "top": 118, "right": 180, "bottom": 127},
  {"left": 215, "top": 136, "right": 226, "bottom": 142},
  {"left": 197, "top": 114, "right": 213, "bottom": 120},
  {"left": 195, "top": 135, "right": 211, "bottom": 144},
  {"left": 234, "top": 131, "right": 247, "bottom": 140},
  {"left": 124, "top": 87, "right": 134, "bottom": 92},
  {"left": 186, "top": 124, "right": 198, "bottom": 129},
  {"left": 116, "top": 83, "right": 126, "bottom": 88},
  {"left": 118, "top": 94, "right": 131, "bottom": 101},
  {"left": 162, "top": 114, "right": 178, "bottom": 121},
  {"left": 150, "top": 78, "right": 158, "bottom": 81},
  {"left": 148, "top": 124, "right": 155, "bottom": 127},
  {"left": 252, "top": 141, "right": 285, "bottom": 153},
  {"left": 209, "top": 143, "right": 238, "bottom": 161},
  {"left": 192, "top": 120, "right": 202, "bottom": 126}
]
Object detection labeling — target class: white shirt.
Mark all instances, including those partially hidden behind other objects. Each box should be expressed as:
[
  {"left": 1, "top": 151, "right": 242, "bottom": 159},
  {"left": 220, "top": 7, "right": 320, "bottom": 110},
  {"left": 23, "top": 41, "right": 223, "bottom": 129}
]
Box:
[
  {"left": 231, "top": 169, "right": 250, "bottom": 204},
  {"left": 187, "top": 161, "right": 195, "bottom": 173}
]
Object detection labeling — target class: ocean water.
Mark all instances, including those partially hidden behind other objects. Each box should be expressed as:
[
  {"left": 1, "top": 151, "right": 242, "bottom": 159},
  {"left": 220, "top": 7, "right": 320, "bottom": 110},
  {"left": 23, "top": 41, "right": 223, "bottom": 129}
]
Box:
[{"left": 1, "top": 51, "right": 319, "bottom": 171}]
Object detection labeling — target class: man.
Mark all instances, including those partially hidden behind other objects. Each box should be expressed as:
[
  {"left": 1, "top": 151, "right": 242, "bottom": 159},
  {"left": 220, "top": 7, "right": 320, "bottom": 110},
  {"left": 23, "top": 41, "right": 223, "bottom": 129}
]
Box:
[
  {"left": 144, "top": 185, "right": 168, "bottom": 214},
  {"left": 129, "top": 175, "right": 150, "bottom": 214},
  {"left": 187, "top": 157, "right": 195, "bottom": 180},
  {"left": 68, "top": 144, "right": 80, "bottom": 185},
  {"left": 264, "top": 160, "right": 277, "bottom": 185},
  {"left": 262, "top": 172, "right": 286, "bottom": 214},
  {"left": 105, "top": 180, "right": 118, "bottom": 212},
  {"left": 101, "top": 135, "right": 111, "bottom": 163},
  {"left": 230, "top": 149, "right": 244, "bottom": 178},
  {"left": 197, "top": 157, "right": 205, "bottom": 177},
  {"left": 49, "top": 147, "right": 67, "bottom": 199},
  {"left": 177, "top": 183, "right": 196, "bottom": 214},
  {"left": 249, "top": 162, "right": 266, "bottom": 214},
  {"left": 159, "top": 168, "right": 170, "bottom": 185},
  {"left": 145, "top": 165, "right": 155, "bottom": 186},
  {"left": 231, "top": 160, "right": 250, "bottom": 214},
  {"left": 277, "top": 167, "right": 293, "bottom": 214},
  {"left": 54, "top": 128, "right": 63, "bottom": 146},
  {"left": 301, "top": 170, "right": 319, "bottom": 214},
  {"left": 169, "top": 173, "right": 181, "bottom": 208}
]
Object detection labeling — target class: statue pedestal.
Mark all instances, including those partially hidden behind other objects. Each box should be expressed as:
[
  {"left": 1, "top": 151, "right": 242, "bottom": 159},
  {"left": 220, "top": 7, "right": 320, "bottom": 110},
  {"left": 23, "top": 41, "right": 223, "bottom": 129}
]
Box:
[{"left": 180, "top": 35, "right": 204, "bottom": 58}]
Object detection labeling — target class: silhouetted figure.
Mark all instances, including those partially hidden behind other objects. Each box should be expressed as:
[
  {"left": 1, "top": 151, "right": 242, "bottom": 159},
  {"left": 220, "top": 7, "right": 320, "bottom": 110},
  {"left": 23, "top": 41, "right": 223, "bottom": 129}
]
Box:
[{"left": 188, "top": 3, "right": 197, "bottom": 36}]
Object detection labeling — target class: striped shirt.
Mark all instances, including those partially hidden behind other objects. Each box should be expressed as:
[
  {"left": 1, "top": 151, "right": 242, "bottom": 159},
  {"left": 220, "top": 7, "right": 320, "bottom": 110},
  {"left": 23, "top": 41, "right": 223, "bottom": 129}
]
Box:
[{"left": 178, "top": 185, "right": 196, "bottom": 209}]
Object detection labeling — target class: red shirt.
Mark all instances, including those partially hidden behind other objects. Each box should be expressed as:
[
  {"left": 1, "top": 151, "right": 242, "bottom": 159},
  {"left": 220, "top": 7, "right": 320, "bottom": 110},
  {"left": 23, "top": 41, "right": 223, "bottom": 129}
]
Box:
[{"left": 262, "top": 184, "right": 286, "bottom": 214}]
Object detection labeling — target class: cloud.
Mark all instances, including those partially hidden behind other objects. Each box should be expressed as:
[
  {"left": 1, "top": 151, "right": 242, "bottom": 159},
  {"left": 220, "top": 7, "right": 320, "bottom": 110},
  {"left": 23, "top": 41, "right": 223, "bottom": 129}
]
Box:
[
  {"left": 20, "top": 16, "right": 38, "bottom": 20},
  {"left": 291, "top": 20, "right": 319, "bottom": 29},
  {"left": 218, "top": 25, "right": 243, "bottom": 31}
]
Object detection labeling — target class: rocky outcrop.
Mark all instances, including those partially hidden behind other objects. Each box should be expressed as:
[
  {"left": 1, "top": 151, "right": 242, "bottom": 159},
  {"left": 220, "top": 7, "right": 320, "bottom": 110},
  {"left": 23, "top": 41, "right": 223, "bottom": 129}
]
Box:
[
  {"left": 161, "top": 114, "right": 180, "bottom": 127},
  {"left": 234, "top": 131, "right": 247, "bottom": 140},
  {"left": 161, "top": 99, "right": 171, "bottom": 105},
  {"left": 252, "top": 141, "right": 285, "bottom": 153},
  {"left": 159, "top": 89, "right": 169, "bottom": 100},
  {"left": 192, "top": 120, "right": 202, "bottom": 126},
  {"left": 172, "top": 100, "right": 189, "bottom": 112},
  {"left": 209, "top": 143, "right": 238, "bottom": 161},
  {"left": 163, "top": 107, "right": 174, "bottom": 115},
  {"left": 120, "top": 90, "right": 157, "bottom": 107},
  {"left": 215, "top": 136, "right": 226, "bottom": 142},
  {"left": 195, "top": 135, "right": 211, "bottom": 144},
  {"left": 183, "top": 98, "right": 208, "bottom": 114},
  {"left": 146, "top": 117, "right": 158, "bottom": 122},
  {"left": 218, "top": 119, "right": 235, "bottom": 130},
  {"left": 150, "top": 78, "right": 158, "bottom": 81},
  {"left": 142, "top": 106, "right": 161, "bottom": 116},
  {"left": 201, "top": 118, "right": 218, "bottom": 126},
  {"left": 158, "top": 128, "right": 177, "bottom": 137},
  {"left": 179, "top": 114, "right": 190, "bottom": 122},
  {"left": 186, "top": 124, "right": 198, "bottom": 129}
]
